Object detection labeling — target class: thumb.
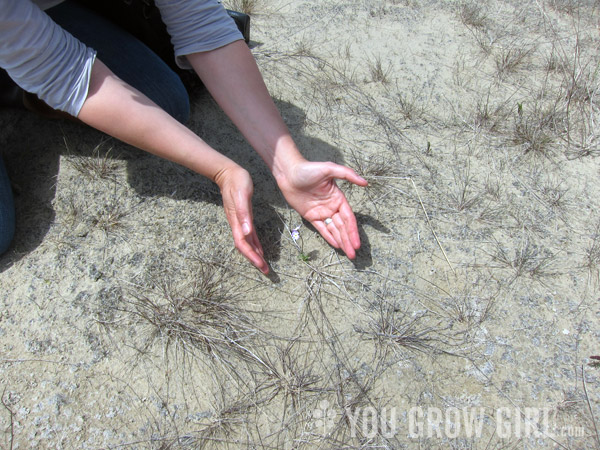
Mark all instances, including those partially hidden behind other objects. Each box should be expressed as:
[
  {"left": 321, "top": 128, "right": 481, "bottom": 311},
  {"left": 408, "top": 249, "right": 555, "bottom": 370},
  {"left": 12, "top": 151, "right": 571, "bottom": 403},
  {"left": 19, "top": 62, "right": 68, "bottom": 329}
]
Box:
[
  {"left": 235, "top": 189, "right": 253, "bottom": 236},
  {"left": 327, "top": 163, "right": 368, "bottom": 186}
]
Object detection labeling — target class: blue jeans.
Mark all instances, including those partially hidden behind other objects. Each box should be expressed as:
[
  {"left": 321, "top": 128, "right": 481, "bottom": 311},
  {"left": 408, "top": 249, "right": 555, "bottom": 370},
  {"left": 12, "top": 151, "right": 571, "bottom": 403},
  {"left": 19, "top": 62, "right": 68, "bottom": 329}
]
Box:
[
  {"left": 47, "top": 0, "right": 190, "bottom": 123},
  {"left": 0, "top": 0, "right": 190, "bottom": 255},
  {"left": 0, "top": 156, "right": 15, "bottom": 255}
]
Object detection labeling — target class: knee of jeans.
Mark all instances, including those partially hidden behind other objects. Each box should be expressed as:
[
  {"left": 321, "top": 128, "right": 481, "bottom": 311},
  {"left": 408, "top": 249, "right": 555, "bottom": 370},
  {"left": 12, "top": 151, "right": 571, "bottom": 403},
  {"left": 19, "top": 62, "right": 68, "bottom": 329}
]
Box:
[
  {"left": 165, "top": 81, "right": 190, "bottom": 124},
  {"left": 0, "top": 160, "right": 15, "bottom": 256},
  {"left": 0, "top": 207, "right": 15, "bottom": 256},
  {"left": 173, "top": 93, "right": 190, "bottom": 124}
]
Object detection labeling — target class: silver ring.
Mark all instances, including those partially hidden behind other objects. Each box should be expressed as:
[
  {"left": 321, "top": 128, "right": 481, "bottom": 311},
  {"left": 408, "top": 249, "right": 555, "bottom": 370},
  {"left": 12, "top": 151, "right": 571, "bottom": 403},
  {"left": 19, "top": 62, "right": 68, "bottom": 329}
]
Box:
[{"left": 324, "top": 218, "right": 333, "bottom": 225}]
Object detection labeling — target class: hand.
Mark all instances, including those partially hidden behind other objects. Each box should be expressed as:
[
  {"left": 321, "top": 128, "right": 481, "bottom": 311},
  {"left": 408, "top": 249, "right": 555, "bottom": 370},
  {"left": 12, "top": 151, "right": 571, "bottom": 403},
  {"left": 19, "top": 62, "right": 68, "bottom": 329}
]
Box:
[
  {"left": 277, "top": 161, "right": 368, "bottom": 259},
  {"left": 215, "top": 165, "right": 269, "bottom": 274}
]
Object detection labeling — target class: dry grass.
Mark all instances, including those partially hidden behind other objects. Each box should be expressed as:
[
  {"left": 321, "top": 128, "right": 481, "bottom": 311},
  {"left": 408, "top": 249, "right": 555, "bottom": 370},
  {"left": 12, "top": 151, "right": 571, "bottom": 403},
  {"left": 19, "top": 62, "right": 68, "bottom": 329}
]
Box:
[
  {"left": 581, "top": 221, "right": 600, "bottom": 286},
  {"left": 448, "top": 161, "right": 481, "bottom": 212},
  {"left": 224, "top": 0, "right": 259, "bottom": 15},
  {"left": 92, "top": 201, "right": 127, "bottom": 232},
  {"left": 354, "top": 304, "right": 455, "bottom": 356},
  {"left": 123, "top": 261, "right": 262, "bottom": 365},
  {"left": 472, "top": 94, "right": 510, "bottom": 133},
  {"left": 487, "top": 235, "right": 557, "bottom": 281},
  {"left": 367, "top": 55, "right": 392, "bottom": 84},
  {"left": 2, "top": 0, "right": 600, "bottom": 448},
  {"left": 64, "top": 138, "right": 119, "bottom": 180}
]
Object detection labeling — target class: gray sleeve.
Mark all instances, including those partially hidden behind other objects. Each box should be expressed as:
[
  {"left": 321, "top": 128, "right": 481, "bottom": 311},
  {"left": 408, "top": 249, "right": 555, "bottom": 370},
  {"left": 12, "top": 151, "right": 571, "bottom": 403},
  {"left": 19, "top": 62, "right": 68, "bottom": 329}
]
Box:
[
  {"left": 154, "top": 0, "right": 243, "bottom": 69},
  {"left": 0, "top": 0, "right": 96, "bottom": 116}
]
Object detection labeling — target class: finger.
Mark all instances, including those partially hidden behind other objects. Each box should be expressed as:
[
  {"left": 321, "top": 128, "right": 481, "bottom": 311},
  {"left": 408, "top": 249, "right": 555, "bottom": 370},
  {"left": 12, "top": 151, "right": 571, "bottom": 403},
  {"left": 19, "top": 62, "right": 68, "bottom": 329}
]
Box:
[
  {"left": 339, "top": 201, "right": 361, "bottom": 250},
  {"left": 233, "top": 190, "right": 268, "bottom": 267},
  {"left": 227, "top": 208, "right": 268, "bottom": 274},
  {"left": 313, "top": 220, "right": 340, "bottom": 249},
  {"left": 249, "top": 229, "right": 265, "bottom": 257},
  {"left": 325, "top": 217, "right": 344, "bottom": 250},
  {"left": 240, "top": 207, "right": 266, "bottom": 258},
  {"left": 241, "top": 230, "right": 268, "bottom": 273},
  {"left": 231, "top": 226, "right": 267, "bottom": 272},
  {"left": 236, "top": 237, "right": 269, "bottom": 274},
  {"left": 326, "top": 163, "right": 368, "bottom": 186},
  {"left": 332, "top": 213, "right": 356, "bottom": 259},
  {"left": 234, "top": 190, "right": 254, "bottom": 236}
]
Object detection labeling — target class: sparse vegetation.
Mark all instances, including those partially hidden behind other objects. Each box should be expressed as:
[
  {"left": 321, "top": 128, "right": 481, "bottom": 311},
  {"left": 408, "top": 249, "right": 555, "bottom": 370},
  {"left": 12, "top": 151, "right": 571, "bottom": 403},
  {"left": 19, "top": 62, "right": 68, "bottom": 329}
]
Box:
[
  {"left": 494, "top": 45, "right": 532, "bottom": 78},
  {"left": 367, "top": 55, "right": 392, "bottom": 84},
  {"left": 1, "top": 0, "right": 599, "bottom": 447},
  {"left": 458, "top": 1, "right": 488, "bottom": 30},
  {"left": 92, "top": 200, "right": 127, "bottom": 232},
  {"left": 224, "top": 0, "right": 258, "bottom": 15},
  {"left": 125, "top": 263, "right": 259, "bottom": 361},
  {"left": 64, "top": 138, "right": 118, "bottom": 180}
]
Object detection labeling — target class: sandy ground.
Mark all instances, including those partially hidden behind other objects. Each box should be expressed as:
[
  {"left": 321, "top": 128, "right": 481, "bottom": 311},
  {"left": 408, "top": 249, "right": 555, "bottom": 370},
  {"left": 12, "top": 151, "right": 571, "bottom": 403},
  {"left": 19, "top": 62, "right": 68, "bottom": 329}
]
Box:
[{"left": 1, "top": 0, "right": 599, "bottom": 448}]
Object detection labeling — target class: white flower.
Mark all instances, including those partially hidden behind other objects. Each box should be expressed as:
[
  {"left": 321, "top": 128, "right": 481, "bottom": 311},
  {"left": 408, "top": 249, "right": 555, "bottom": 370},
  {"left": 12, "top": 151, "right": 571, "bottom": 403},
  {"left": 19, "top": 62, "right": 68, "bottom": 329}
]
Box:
[{"left": 291, "top": 226, "right": 301, "bottom": 242}]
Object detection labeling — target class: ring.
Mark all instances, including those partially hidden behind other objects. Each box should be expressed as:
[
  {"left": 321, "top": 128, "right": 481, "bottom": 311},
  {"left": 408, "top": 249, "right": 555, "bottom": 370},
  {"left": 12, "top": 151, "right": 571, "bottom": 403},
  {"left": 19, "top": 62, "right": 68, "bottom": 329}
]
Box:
[{"left": 324, "top": 218, "right": 333, "bottom": 225}]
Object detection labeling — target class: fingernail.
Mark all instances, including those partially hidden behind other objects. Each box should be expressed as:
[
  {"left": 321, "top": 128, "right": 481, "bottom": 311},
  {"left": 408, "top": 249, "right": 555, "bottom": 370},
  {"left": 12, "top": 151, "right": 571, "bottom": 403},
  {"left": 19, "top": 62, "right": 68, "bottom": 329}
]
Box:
[{"left": 242, "top": 223, "right": 251, "bottom": 235}]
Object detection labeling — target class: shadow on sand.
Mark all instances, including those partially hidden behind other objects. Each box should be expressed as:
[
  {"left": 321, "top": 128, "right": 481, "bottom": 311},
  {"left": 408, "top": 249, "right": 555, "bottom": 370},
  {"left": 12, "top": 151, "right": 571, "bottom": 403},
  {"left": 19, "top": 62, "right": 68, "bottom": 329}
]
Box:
[{"left": 0, "top": 93, "right": 378, "bottom": 273}]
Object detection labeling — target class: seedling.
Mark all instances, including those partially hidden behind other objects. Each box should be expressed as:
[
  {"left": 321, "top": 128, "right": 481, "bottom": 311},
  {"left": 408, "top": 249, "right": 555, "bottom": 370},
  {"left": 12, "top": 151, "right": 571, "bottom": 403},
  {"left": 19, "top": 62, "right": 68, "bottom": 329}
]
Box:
[{"left": 291, "top": 225, "right": 311, "bottom": 262}]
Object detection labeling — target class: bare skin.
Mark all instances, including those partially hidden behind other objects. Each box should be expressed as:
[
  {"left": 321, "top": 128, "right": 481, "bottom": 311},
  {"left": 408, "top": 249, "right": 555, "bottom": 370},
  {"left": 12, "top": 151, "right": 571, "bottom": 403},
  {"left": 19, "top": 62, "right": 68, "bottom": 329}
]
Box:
[
  {"left": 78, "top": 41, "right": 367, "bottom": 274},
  {"left": 187, "top": 42, "right": 367, "bottom": 260}
]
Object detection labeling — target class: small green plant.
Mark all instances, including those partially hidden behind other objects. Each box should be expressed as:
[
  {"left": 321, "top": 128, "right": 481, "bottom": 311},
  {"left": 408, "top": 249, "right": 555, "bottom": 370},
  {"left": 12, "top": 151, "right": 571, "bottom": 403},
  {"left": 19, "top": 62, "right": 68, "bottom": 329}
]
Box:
[
  {"left": 291, "top": 225, "right": 311, "bottom": 262},
  {"left": 298, "top": 251, "right": 310, "bottom": 262}
]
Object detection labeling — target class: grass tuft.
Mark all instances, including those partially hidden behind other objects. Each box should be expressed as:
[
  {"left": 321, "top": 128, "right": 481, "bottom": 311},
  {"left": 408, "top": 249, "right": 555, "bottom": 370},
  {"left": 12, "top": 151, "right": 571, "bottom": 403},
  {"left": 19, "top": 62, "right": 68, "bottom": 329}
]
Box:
[
  {"left": 126, "top": 261, "right": 260, "bottom": 362},
  {"left": 448, "top": 162, "right": 481, "bottom": 212},
  {"left": 495, "top": 46, "right": 532, "bottom": 78},
  {"left": 65, "top": 140, "right": 119, "bottom": 180},
  {"left": 458, "top": 2, "right": 488, "bottom": 29},
  {"left": 367, "top": 55, "right": 392, "bottom": 84},
  {"left": 489, "top": 236, "right": 556, "bottom": 281},
  {"left": 225, "top": 0, "right": 258, "bottom": 15},
  {"left": 512, "top": 102, "right": 560, "bottom": 156}
]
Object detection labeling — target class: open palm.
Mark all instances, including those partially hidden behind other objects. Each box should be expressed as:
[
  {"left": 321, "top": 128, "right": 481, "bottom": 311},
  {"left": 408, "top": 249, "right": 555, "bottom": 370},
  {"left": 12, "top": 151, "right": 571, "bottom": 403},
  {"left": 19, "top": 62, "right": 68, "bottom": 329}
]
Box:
[{"left": 277, "top": 161, "right": 368, "bottom": 259}]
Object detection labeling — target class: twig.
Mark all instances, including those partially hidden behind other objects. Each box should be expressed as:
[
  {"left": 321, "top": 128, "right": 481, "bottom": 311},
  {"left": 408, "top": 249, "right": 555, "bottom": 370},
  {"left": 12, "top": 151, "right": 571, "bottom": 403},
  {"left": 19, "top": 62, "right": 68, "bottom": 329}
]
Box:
[
  {"left": 582, "top": 364, "right": 600, "bottom": 449},
  {"left": 410, "top": 178, "right": 456, "bottom": 274},
  {"left": 1, "top": 387, "right": 15, "bottom": 450}
]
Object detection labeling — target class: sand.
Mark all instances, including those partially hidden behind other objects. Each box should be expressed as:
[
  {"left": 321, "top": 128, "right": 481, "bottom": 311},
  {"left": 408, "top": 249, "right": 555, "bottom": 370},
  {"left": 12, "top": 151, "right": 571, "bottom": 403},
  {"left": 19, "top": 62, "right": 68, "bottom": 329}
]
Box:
[{"left": 1, "top": 0, "right": 599, "bottom": 448}]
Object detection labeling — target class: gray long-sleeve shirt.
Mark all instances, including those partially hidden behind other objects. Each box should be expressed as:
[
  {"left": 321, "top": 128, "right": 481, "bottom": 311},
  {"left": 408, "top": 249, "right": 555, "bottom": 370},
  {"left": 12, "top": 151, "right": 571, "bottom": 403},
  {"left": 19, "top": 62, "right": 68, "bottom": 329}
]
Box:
[{"left": 0, "top": 0, "right": 242, "bottom": 116}]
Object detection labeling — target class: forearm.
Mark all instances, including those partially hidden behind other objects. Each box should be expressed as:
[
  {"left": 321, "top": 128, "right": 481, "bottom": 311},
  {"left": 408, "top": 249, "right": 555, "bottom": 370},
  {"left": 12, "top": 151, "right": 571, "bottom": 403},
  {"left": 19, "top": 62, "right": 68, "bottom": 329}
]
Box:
[
  {"left": 186, "top": 41, "right": 305, "bottom": 183},
  {"left": 77, "top": 59, "right": 238, "bottom": 184}
]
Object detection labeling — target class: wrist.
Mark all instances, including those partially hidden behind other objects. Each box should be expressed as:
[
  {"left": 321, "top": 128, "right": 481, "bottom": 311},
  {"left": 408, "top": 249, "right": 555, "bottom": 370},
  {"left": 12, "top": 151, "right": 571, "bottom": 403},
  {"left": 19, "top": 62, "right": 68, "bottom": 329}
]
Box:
[
  {"left": 213, "top": 161, "right": 247, "bottom": 190},
  {"left": 270, "top": 136, "right": 306, "bottom": 186}
]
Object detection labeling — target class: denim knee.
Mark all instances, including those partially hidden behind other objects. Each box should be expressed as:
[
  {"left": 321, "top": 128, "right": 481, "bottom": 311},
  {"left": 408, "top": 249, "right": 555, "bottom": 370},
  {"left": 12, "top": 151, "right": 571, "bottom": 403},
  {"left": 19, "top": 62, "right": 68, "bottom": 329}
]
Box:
[
  {"left": 0, "top": 156, "right": 15, "bottom": 255},
  {"left": 163, "top": 76, "right": 190, "bottom": 124},
  {"left": 47, "top": 1, "right": 191, "bottom": 124}
]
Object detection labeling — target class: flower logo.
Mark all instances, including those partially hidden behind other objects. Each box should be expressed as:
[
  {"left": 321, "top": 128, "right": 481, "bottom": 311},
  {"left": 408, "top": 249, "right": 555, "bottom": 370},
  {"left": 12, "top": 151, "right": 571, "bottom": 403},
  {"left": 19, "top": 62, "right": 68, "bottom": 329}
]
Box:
[{"left": 312, "top": 400, "right": 337, "bottom": 434}]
